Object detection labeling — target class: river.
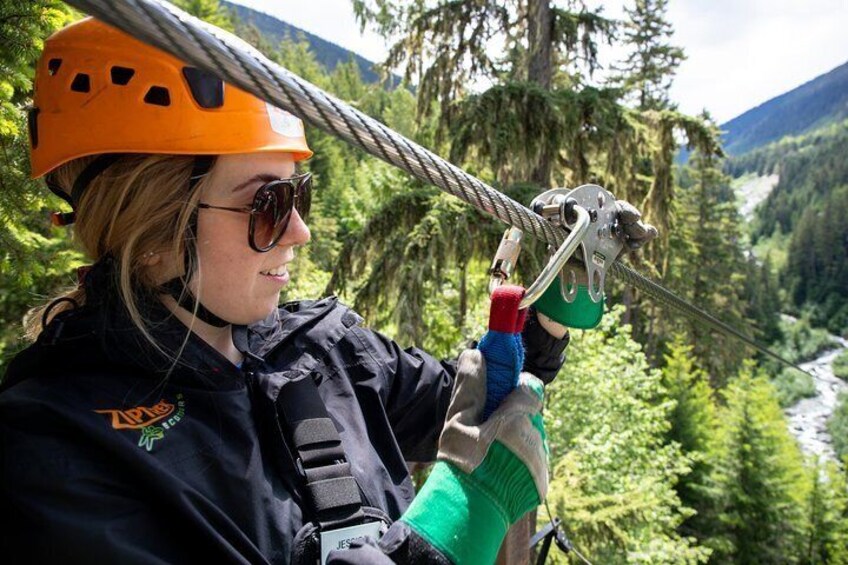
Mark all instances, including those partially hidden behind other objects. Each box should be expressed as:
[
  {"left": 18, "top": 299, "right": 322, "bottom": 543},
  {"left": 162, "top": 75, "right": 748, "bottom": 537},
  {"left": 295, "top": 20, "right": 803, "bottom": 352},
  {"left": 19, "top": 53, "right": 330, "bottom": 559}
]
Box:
[{"left": 785, "top": 336, "right": 848, "bottom": 461}]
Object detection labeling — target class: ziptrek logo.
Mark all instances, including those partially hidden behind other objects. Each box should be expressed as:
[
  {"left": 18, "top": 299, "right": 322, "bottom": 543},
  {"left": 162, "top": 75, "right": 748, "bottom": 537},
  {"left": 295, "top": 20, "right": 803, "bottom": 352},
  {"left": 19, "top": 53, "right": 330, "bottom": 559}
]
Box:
[{"left": 95, "top": 393, "right": 186, "bottom": 452}]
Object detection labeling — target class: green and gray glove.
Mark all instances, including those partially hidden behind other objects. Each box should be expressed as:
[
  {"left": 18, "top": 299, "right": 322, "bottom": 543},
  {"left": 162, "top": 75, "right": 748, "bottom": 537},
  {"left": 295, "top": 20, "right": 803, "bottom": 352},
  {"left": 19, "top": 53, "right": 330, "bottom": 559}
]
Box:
[{"left": 400, "top": 349, "right": 548, "bottom": 565}]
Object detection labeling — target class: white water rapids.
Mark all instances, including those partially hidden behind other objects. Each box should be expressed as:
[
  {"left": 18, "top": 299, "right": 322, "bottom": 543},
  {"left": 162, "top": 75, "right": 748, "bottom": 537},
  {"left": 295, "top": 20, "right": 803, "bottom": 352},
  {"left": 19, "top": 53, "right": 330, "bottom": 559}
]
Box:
[{"left": 785, "top": 336, "right": 848, "bottom": 461}]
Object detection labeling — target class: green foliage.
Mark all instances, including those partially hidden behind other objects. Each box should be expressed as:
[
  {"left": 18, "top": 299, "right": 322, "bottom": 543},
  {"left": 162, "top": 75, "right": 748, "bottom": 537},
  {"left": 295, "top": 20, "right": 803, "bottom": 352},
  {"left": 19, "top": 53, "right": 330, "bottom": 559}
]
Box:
[
  {"left": 665, "top": 143, "right": 750, "bottom": 382},
  {"left": 829, "top": 391, "right": 848, "bottom": 461},
  {"left": 785, "top": 185, "right": 848, "bottom": 336},
  {"left": 544, "top": 307, "right": 709, "bottom": 563},
  {"left": 743, "top": 119, "right": 848, "bottom": 241},
  {"left": 801, "top": 459, "right": 848, "bottom": 564},
  {"left": 710, "top": 366, "right": 808, "bottom": 562},
  {"left": 660, "top": 337, "right": 722, "bottom": 545},
  {"left": 770, "top": 316, "right": 837, "bottom": 369},
  {"left": 833, "top": 349, "right": 848, "bottom": 381},
  {"left": 171, "top": 0, "right": 235, "bottom": 31},
  {"left": 611, "top": 0, "right": 685, "bottom": 111},
  {"left": 0, "top": 1, "right": 79, "bottom": 373},
  {"left": 773, "top": 368, "right": 816, "bottom": 408},
  {"left": 729, "top": 121, "right": 848, "bottom": 336},
  {"left": 741, "top": 255, "right": 783, "bottom": 345}
]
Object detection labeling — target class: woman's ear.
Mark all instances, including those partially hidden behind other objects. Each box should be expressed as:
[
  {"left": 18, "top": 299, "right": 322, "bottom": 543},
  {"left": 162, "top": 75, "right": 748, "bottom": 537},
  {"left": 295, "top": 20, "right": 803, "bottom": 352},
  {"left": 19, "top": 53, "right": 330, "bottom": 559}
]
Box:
[{"left": 142, "top": 251, "right": 161, "bottom": 267}]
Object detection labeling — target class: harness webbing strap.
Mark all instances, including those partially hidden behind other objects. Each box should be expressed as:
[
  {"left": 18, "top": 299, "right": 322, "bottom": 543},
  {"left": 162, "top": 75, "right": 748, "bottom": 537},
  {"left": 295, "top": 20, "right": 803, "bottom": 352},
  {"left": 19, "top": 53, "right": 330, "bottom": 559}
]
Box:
[{"left": 275, "top": 374, "right": 365, "bottom": 529}]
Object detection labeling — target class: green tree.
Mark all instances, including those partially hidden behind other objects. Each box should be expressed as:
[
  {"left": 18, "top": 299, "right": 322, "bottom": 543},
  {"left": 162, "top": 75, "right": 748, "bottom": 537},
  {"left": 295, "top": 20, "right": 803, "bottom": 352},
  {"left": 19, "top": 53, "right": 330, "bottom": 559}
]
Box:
[
  {"left": 829, "top": 391, "right": 848, "bottom": 461},
  {"left": 667, "top": 123, "right": 750, "bottom": 383},
  {"left": 348, "top": 0, "right": 719, "bottom": 349},
  {"left": 0, "top": 1, "right": 79, "bottom": 374},
  {"left": 171, "top": 0, "right": 235, "bottom": 32},
  {"left": 711, "top": 366, "right": 808, "bottom": 562},
  {"left": 612, "top": 0, "right": 685, "bottom": 111},
  {"left": 661, "top": 336, "right": 723, "bottom": 545},
  {"left": 801, "top": 459, "right": 848, "bottom": 564},
  {"left": 544, "top": 307, "right": 710, "bottom": 563},
  {"left": 742, "top": 254, "right": 783, "bottom": 346}
]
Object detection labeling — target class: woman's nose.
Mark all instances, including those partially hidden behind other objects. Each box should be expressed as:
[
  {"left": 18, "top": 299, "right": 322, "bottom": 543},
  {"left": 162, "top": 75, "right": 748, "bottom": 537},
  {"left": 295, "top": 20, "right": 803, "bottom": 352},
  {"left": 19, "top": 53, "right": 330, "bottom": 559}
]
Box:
[{"left": 281, "top": 208, "right": 311, "bottom": 247}]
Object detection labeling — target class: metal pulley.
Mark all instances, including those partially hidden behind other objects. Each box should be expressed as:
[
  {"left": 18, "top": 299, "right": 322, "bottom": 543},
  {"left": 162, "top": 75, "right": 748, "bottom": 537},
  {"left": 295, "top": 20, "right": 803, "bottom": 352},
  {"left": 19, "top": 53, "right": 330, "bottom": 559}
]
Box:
[{"left": 489, "top": 185, "right": 624, "bottom": 317}]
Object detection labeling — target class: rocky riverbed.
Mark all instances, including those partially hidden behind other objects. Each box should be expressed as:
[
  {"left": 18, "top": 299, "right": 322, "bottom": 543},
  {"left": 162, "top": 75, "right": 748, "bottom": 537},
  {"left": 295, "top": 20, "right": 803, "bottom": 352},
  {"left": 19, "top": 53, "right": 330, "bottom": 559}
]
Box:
[{"left": 785, "top": 336, "right": 848, "bottom": 461}]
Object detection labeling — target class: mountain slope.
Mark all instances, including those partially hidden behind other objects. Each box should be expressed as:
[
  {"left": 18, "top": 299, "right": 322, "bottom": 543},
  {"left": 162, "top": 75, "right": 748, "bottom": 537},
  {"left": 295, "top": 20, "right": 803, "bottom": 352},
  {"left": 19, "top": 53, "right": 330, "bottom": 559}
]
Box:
[
  {"left": 721, "top": 60, "right": 848, "bottom": 156},
  {"left": 222, "top": 1, "right": 385, "bottom": 83}
]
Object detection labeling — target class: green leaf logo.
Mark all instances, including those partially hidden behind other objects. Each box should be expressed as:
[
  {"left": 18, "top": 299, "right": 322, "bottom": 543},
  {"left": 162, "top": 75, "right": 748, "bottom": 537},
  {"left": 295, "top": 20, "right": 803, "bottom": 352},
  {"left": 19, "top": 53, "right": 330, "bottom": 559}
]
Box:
[{"left": 138, "top": 425, "right": 165, "bottom": 452}]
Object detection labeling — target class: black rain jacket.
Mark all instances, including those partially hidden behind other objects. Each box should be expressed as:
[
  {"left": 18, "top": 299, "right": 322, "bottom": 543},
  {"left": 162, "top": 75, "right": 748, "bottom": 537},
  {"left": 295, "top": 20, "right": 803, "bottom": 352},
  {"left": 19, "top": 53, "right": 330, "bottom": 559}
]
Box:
[{"left": 0, "top": 262, "right": 567, "bottom": 564}]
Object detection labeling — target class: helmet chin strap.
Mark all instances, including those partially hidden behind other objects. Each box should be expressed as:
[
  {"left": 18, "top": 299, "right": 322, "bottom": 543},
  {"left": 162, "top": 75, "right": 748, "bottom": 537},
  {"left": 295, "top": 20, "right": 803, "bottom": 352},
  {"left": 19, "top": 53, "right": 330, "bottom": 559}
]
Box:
[
  {"left": 161, "top": 156, "right": 232, "bottom": 328},
  {"left": 161, "top": 278, "right": 231, "bottom": 328}
]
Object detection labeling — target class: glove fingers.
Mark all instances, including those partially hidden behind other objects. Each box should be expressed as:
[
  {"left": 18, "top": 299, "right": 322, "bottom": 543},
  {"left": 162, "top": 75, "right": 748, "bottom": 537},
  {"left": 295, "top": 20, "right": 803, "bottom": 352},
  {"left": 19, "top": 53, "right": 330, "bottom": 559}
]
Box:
[
  {"left": 445, "top": 349, "right": 487, "bottom": 425},
  {"left": 437, "top": 349, "right": 489, "bottom": 474},
  {"left": 487, "top": 373, "right": 548, "bottom": 498}
]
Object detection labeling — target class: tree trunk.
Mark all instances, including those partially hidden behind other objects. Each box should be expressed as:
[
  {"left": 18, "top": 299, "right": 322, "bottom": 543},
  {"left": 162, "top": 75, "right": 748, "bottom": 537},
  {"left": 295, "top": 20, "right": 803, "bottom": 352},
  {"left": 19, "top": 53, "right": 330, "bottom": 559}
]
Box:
[{"left": 527, "top": 0, "right": 553, "bottom": 187}]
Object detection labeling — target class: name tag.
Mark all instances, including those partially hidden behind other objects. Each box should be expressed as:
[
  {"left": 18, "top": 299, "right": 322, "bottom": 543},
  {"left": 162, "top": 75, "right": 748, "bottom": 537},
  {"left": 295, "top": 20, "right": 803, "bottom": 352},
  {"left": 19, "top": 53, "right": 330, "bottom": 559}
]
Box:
[{"left": 319, "top": 521, "right": 384, "bottom": 565}]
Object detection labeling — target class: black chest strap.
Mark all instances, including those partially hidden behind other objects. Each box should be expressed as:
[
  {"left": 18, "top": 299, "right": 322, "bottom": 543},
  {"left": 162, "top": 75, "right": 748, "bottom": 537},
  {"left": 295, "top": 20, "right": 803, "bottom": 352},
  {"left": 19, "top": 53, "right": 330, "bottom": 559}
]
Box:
[{"left": 275, "top": 373, "right": 365, "bottom": 530}]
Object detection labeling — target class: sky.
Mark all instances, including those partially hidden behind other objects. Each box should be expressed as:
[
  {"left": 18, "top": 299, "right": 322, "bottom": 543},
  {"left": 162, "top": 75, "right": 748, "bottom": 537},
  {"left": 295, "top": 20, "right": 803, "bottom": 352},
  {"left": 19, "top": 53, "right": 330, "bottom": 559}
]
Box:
[{"left": 230, "top": 0, "right": 848, "bottom": 124}]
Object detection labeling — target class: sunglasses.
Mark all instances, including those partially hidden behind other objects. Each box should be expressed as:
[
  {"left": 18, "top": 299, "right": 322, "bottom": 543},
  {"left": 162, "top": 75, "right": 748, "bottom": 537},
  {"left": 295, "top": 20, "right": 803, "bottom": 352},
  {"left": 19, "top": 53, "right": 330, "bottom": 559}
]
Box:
[{"left": 198, "top": 172, "right": 312, "bottom": 252}]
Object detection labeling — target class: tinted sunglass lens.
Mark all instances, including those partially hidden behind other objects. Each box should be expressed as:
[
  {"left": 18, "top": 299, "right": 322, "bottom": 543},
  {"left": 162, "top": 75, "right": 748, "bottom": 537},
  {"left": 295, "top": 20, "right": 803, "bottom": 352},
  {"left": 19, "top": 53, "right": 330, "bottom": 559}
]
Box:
[
  {"left": 249, "top": 176, "right": 310, "bottom": 252},
  {"left": 297, "top": 176, "right": 312, "bottom": 220},
  {"left": 252, "top": 189, "right": 281, "bottom": 251}
]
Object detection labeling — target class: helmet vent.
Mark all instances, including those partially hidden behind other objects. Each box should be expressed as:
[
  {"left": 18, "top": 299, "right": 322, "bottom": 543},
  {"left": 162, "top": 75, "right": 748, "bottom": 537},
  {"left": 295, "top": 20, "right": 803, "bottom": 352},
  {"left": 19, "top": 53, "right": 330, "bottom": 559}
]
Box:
[
  {"left": 28, "top": 108, "right": 39, "bottom": 149},
  {"left": 110, "top": 66, "right": 135, "bottom": 86},
  {"left": 70, "top": 73, "right": 90, "bottom": 93},
  {"left": 182, "top": 67, "right": 224, "bottom": 109},
  {"left": 48, "top": 59, "right": 62, "bottom": 76},
  {"left": 143, "top": 86, "right": 171, "bottom": 107}
]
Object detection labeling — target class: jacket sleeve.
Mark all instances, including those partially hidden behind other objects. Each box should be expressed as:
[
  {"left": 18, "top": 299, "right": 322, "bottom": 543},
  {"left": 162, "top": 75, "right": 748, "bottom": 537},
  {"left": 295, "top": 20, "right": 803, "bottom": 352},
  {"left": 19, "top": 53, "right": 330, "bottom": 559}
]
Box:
[
  {"left": 351, "top": 325, "right": 456, "bottom": 463},
  {"left": 351, "top": 309, "right": 568, "bottom": 463}
]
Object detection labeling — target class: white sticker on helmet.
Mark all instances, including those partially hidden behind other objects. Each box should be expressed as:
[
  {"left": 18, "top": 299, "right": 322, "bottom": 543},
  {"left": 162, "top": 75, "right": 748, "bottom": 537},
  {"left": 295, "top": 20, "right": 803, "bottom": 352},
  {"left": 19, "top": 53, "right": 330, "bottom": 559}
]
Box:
[{"left": 266, "top": 103, "right": 304, "bottom": 138}]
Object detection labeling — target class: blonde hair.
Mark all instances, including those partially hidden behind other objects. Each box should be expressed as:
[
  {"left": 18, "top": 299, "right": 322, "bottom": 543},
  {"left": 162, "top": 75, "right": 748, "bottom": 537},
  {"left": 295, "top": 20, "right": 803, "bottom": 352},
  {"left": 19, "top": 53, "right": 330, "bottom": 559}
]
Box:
[{"left": 24, "top": 154, "right": 210, "bottom": 347}]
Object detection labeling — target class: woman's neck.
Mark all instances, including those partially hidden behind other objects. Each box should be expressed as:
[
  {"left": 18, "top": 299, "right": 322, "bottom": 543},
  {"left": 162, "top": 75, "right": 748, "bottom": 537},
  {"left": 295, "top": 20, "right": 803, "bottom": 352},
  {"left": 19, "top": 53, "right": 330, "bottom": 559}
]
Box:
[{"left": 160, "top": 296, "right": 244, "bottom": 366}]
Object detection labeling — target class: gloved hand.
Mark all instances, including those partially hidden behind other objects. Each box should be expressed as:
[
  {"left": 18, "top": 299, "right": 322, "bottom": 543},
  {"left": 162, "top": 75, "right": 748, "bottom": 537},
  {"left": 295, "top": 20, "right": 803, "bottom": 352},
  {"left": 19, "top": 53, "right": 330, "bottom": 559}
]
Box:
[
  {"left": 522, "top": 307, "right": 570, "bottom": 384},
  {"left": 400, "top": 350, "right": 548, "bottom": 565}
]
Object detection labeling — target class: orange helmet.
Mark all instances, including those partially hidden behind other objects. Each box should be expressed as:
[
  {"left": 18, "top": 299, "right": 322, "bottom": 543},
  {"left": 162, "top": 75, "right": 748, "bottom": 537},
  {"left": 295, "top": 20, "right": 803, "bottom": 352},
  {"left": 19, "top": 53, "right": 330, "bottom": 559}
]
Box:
[{"left": 29, "top": 17, "right": 312, "bottom": 182}]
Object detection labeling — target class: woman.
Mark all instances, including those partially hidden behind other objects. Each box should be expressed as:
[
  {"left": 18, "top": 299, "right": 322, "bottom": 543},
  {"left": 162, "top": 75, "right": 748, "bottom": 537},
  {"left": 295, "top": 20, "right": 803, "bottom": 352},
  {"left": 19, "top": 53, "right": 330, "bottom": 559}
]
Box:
[{"left": 1, "top": 17, "right": 571, "bottom": 564}]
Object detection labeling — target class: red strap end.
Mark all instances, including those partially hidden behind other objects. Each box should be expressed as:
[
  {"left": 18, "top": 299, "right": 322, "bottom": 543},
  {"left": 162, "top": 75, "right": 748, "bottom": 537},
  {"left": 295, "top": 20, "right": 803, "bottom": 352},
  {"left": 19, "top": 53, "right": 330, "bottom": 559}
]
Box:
[{"left": 488, "top": 285, "right": 527, "bottom": 333}]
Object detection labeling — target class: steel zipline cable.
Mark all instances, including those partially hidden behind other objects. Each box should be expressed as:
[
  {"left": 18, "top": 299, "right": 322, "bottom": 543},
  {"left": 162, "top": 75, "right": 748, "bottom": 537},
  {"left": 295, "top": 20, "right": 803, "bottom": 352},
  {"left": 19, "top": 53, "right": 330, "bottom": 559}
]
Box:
[{"left": 64, "top": 0, "right": 809, "bottom": 376}]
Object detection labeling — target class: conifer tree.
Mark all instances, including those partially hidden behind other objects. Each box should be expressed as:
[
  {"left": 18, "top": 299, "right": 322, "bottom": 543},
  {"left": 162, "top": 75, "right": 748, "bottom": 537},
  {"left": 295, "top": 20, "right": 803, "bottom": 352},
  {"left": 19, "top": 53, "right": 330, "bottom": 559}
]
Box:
[
  {"left": 661, "top": 337, "right": 722, "bottom": 545},
  {"left": 0, "top": 1, "right": 78, "bottom": 372},
  {"left": 613, "top": 0, "right": 685, "bottom": 111},
  {"left": 711, "top": 367, "right": 807, "bottom": 562},
  {"left": 171, "top": 0, "right": 235, "bottom": 32},
  {"left": 545, "top": 308, "right": 709, "bottom": 563},
  {"left": 668, "top": 120, "right": 749, "bottom": 382},
  {"left": 801, "top": 460, "right": 848, "bottom": 564},
  {"left": 743, "top": 254, "right": 783, "bottom": 345}
]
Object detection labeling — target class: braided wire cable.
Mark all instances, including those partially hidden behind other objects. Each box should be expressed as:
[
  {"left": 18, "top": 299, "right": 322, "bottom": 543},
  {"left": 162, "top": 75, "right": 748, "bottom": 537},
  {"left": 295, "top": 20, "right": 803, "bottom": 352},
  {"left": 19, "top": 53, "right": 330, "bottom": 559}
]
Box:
[{"left": 64, "top": 0, "right": 809, "bottom": 375}]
